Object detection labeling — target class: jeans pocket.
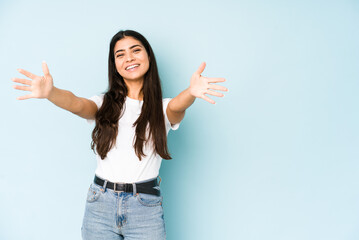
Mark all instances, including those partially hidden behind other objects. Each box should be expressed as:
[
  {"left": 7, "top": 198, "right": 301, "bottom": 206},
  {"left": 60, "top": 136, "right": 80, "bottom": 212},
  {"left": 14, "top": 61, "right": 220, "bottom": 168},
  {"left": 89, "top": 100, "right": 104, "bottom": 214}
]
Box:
[
  {"left": 136, "top": 193, "right": 163, "bottom": 207},
  {"left": 86, "top": 183, "right": 102, "bottom": 203}
]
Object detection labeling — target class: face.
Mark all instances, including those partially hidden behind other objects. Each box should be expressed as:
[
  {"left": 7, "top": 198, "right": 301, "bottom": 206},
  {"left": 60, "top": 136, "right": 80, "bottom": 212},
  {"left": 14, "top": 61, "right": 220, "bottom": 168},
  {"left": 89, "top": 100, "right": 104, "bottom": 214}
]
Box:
[{"left": 113, "top": 36, "right": 150, "bottom": 83}]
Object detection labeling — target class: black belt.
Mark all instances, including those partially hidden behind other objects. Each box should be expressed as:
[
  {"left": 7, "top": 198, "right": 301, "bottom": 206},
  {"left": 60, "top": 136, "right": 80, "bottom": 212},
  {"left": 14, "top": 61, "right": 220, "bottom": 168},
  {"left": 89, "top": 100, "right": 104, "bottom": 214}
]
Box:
[{"left": 94, "top": 175, "right": 161, "bottom": 196}]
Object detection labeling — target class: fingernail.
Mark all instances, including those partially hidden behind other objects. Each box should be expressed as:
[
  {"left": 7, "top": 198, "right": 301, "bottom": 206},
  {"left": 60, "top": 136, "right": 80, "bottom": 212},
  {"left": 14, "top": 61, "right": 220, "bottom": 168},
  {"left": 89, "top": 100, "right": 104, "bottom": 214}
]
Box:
[
  {"left": 17, "top": 69, "right": 21, "bottom": 71},
  {"left": 42, "top": 60, "right": 46, "bottom": 63}
]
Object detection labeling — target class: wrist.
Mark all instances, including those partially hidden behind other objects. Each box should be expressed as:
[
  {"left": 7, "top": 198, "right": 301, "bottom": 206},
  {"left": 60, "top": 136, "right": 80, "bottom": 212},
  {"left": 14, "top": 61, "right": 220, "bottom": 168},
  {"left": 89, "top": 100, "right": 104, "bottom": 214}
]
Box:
[
  {"left": 47, "top": 86, "right": 57, "bottom": 101},
  {"left": 186, "top": 86, "right": 195, "bottom": 98}
]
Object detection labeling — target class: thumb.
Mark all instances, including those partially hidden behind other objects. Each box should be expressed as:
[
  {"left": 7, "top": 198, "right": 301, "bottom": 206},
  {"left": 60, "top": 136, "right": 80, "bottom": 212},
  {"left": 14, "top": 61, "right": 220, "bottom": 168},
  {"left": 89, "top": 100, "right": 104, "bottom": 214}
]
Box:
[
  {"left": 42, "top": 61, "right": 50, "bottom": 76},
  {"left": 195, "top": 62, "right": 206, "bottom": 75}
]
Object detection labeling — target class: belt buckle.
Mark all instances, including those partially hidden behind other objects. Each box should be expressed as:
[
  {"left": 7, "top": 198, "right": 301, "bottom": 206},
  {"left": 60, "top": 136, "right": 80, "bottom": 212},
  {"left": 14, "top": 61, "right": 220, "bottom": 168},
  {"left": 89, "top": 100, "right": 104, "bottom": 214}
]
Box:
[{"left": 113, "top": 182, "right": 125, "bottom": 193}]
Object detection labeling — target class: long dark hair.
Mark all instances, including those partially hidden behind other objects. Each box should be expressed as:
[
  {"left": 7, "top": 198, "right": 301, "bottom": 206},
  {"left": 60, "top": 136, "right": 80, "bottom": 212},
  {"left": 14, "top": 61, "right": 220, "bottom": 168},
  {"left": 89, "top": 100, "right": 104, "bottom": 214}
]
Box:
[{"left": 90, "top": 30, "right": 172, "bottom": 161}]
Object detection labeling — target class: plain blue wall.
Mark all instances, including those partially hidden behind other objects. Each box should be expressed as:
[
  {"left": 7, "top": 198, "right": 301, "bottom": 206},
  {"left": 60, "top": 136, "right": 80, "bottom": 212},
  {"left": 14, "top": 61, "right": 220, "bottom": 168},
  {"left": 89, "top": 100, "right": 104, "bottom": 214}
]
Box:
[{"left": 1, "top": 0, "right": 358, "bottom": 239}]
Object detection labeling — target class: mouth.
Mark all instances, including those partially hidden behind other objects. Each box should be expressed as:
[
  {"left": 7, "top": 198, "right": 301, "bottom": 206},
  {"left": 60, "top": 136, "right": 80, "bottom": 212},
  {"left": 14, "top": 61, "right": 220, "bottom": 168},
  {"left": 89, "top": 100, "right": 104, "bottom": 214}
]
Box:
[{"left": 125, "top": 64, "right": 140, "bottom": 71}]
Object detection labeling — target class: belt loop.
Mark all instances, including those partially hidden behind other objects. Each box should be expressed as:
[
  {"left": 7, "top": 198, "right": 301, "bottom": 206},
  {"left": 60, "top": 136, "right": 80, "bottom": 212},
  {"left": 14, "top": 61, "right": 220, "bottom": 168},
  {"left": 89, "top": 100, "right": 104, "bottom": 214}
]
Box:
[
  {"left": 158, "top": 175, "right": 162, "bottom": 186},
  {"left": 102, "top": 180, "right": 108, "bottom": 192},
  {"left": 132, "top": 182, "right": 137, "bottom": 196}
]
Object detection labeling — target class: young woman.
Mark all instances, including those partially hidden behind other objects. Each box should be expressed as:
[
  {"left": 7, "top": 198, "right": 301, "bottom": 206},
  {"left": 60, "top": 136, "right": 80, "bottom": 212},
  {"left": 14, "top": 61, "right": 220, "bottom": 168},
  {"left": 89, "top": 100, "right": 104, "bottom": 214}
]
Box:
[{"left": 11, "top": 30, "right": 228, "bottom": 240}]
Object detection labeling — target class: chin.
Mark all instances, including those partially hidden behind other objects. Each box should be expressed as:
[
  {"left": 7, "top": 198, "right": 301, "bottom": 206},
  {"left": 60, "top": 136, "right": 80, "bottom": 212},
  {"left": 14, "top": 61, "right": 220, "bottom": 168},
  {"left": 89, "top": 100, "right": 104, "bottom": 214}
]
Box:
[{"left": 123, "top": 74, "right": 146, "bottom": 81}]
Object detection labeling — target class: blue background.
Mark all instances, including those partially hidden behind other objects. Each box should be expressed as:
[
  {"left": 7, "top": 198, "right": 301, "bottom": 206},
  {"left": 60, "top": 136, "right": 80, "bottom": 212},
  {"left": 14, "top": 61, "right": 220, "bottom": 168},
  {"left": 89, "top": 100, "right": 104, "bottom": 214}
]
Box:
[{"left": 1, "top": 0, "right": 358, "bottom": 239}]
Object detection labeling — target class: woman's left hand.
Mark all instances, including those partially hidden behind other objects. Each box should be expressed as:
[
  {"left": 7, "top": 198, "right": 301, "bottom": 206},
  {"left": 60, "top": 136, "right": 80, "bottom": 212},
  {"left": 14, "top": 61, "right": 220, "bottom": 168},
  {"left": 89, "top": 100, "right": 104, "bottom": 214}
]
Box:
[{"left": 189, "top": 62, "right": 228, "bottom": 104}]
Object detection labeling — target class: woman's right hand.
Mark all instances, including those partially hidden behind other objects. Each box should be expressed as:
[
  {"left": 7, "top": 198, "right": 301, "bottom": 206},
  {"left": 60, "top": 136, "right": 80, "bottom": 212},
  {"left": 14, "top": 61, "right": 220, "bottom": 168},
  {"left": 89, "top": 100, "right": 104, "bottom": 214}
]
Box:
[{"left": 12, "top": 61, "right": 54, "bottom": 100}]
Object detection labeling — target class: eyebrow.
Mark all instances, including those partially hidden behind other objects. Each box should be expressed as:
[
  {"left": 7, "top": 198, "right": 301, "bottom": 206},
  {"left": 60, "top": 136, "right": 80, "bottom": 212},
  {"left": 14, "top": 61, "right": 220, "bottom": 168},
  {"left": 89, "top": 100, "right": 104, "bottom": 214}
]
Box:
[{"left": 115, "top": 45, "right": 142, "bottom": 54}]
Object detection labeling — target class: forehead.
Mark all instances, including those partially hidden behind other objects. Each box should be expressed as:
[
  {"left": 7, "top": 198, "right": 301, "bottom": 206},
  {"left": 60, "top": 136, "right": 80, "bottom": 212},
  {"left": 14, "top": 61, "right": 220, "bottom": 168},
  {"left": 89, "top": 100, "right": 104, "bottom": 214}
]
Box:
[{"left": 114, "top": 37, "right": 143, "bottom": 51}]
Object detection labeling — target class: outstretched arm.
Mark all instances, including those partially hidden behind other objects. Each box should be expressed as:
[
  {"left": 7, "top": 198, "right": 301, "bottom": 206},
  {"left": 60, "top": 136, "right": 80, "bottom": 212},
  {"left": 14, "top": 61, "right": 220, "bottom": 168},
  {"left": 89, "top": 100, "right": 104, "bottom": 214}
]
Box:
[
  {"left": 12, "top": 61, "right": 97, "bottom": 119},
  {"left": 166, "top": 62, "right": 228, "bottom": 125}
]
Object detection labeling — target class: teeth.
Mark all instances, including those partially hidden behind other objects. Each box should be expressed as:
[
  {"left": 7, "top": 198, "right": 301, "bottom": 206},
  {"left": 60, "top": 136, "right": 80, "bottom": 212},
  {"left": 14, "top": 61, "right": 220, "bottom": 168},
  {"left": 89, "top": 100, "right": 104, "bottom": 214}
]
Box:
[{"left": 126, "top": 64, "right": 139, "bottom": 70}]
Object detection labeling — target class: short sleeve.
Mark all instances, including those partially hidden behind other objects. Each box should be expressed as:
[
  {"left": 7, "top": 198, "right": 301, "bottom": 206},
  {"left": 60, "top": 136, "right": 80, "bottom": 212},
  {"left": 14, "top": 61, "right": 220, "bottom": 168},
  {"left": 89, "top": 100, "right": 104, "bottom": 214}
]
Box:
[
  {"left": 86, "top": 93, "right": 105, "bottom": 124},
  {"left": 162, "top": 98, "right": 181, "bottom": 131}
]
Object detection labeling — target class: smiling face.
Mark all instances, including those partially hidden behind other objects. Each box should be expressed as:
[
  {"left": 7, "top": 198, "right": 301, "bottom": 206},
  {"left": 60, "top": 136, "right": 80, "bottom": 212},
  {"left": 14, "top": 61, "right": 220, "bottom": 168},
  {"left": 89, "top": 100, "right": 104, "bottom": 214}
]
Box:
[{"left": 113, "top": 36, "right": 150, "bottom": 84}]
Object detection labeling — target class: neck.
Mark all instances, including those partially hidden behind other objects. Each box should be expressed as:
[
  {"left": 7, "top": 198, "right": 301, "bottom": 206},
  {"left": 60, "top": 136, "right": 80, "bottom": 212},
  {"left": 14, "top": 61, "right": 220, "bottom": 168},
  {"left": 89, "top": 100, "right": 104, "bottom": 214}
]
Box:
[{"left": 124, "top": 78, "right": 144, "bottom": 100}]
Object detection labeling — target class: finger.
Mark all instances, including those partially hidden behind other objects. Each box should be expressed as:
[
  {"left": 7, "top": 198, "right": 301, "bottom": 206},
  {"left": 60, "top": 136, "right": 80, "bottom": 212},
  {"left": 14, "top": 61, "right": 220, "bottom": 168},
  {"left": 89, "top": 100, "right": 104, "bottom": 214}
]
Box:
[
  {"left": 201, "top": 93, "right": 215, "bottom": 104},
  {"left": 16, "top": 93, "right": 33, "bottom": 100},
  {"left": 13, "top": 85, "right": 31, "bottom": 91},
  {"left": 17, "top": 68, "right": 39, "bottom": 80},
  {"left": 205, "top": 89, "right": 224, "bottom": 97},
  {"left": 207, "top": 77, "right": 226, "bottom": 83},
  {"left": 11, "top": 78, "right": 32, "bottom": 86},
  {"left": 42, "top": 61, "right": 50, "bottom": 76},
  {"left": 196, "top": 62, "right": 206, "bottom": 75},
  {"left": 207, "top": 83, "right": 228, "bottom": 92}
]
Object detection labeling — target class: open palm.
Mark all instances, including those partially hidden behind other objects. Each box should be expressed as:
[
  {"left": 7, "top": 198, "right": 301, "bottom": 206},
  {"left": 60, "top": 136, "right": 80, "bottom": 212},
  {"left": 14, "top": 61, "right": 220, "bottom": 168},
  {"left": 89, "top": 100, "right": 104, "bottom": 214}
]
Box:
[
  {"left": 189, "top": 62, "right": 228, "bottom": 104},
  {"left": 12, "top": 61, "right": 54, "bottom": 100}
]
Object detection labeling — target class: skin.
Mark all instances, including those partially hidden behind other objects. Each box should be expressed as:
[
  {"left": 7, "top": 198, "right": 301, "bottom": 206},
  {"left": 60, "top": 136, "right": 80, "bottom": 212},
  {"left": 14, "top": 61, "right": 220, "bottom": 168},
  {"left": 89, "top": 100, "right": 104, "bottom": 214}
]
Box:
[
  {"left": 11, "top": 37, "right": 229, "bottom": 125},
  {"left": 12, "top": 62, "right": 53, "bottom": 100},
  {"left": 165, "top": 61, "right": 228, "bottom": 124},
  {"left": 110, "top": 36, "right": 229, "bottom": 125},
  {"left": 113, "top": 36, "right": 150, "bottom": 100}
]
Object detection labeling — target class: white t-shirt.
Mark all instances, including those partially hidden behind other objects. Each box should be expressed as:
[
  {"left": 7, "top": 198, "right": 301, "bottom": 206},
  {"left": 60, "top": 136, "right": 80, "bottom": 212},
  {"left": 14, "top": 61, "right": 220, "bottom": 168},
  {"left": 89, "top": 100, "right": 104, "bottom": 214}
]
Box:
[{"left": 86, "top": 94, "right": 181, "bottom": 183}]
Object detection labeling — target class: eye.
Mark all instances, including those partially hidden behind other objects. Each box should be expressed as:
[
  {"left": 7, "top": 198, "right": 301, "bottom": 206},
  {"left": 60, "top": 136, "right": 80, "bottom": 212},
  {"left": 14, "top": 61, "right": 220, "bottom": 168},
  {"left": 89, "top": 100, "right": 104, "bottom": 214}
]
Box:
[
  {"left": 134, "top": 49, "right": 140, "bottom": 53},
  {"left": 116, "top": 54, "right": 124, "bottom": 58}
]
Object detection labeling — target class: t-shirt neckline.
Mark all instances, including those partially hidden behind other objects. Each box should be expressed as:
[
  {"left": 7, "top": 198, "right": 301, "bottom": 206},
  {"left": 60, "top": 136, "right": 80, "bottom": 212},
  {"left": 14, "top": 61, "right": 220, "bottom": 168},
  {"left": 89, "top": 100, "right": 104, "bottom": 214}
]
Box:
[{"left": 126, "top": 96, "right": 143, "bottom": 104}]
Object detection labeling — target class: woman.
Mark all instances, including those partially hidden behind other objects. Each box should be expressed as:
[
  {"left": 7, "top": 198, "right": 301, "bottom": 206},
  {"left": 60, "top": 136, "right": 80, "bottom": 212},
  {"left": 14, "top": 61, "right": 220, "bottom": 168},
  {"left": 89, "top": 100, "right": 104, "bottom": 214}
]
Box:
[{"left": 12, "top": 29, "right": 228, "bottom": 239}]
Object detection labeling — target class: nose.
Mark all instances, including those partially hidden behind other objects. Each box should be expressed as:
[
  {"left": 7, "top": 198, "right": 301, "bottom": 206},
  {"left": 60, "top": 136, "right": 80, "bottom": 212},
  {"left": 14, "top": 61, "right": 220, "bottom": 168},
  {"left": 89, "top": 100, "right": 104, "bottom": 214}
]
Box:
[{"left": 126, "top": 53, "right": 135, "bottom": 62}]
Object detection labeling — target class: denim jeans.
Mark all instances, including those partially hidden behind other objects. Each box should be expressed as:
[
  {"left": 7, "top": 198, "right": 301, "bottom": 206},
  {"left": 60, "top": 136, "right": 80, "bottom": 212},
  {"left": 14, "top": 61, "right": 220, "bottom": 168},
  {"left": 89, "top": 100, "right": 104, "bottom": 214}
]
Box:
[{"left": 81, "top": 176, "right": 166, "bottom": 240}]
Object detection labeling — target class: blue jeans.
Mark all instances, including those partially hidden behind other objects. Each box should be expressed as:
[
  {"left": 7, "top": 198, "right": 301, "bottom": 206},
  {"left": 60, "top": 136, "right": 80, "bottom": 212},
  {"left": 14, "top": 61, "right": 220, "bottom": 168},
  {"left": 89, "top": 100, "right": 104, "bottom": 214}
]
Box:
[{"left": 81, "top": 176, "right": 166, "bottom": 240}]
